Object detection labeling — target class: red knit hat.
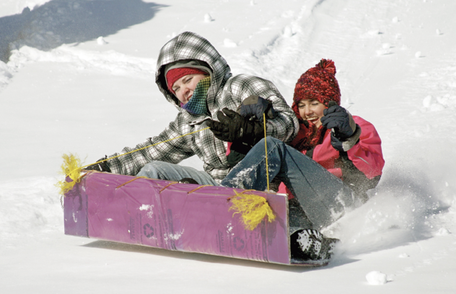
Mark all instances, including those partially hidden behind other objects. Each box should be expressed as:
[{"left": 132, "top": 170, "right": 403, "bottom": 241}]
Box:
[
  {"left": 166, "top": 67, "right": 207, "bottom": 92},
  {"left": 293, "top": 59, "right": 341, "bottom": 107}
]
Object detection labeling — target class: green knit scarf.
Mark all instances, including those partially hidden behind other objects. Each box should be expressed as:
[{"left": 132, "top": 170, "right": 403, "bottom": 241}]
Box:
[{"left": 182, "top": 76, "right": 211, "bottom": 115}]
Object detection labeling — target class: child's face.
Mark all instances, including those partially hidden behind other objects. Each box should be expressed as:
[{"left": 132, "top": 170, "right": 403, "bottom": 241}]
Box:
[
  {"left": 297, "top": 99, "right": 327, "bottom": 128},
  {"left": 171, "top": 74, "right": 207, "bottom": 104}
]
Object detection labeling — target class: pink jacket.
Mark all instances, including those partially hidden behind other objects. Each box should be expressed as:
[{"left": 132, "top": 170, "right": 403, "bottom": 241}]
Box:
[{"left": 279, "top": 116, "right": 384, "bottom": 196}]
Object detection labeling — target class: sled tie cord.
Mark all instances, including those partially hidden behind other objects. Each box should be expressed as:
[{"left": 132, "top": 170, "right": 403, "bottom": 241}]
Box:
[
  {"left": 263, "top": 113, "right": 270, "bottom": 192},
  {"left": 56, "top": 127, "right": 211, "bottom": 195},
  {"left": 57, "top": 118, "right": 275, "bottom": 231}
]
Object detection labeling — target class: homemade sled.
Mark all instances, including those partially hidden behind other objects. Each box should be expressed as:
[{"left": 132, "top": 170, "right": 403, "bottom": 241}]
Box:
[{"left": 64, "top": 171, "right": 324, "bottom": 266}]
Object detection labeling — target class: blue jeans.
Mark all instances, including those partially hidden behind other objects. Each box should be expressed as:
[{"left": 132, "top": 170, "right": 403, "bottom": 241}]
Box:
[
  {"left": 221, "top": 137, "right": 355, "bottom": 229},
  {"left": 137, "top": 161, "right": 217, "bottom": 186}
]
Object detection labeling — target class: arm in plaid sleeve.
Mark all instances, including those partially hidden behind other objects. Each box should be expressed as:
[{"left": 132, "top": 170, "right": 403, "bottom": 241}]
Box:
[{"left": 107, "top": 113, "right": 195, "bottom": 175}]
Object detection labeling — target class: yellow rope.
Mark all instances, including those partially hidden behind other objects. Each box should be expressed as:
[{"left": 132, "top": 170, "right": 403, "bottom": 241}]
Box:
[
  {"left": 187, "top": 185, "right": 211, "bottom": 194},
  {"left": 115, "top": 176, "right": 148, "bottom": 189},
  {"left": 159, "top": 181, "right": 179, "bottom": 193},
  {"left": 58, "top": 116, "right": 278, "bottom": 231},
  {"left": 80, "top": 127, "right": 210, "bottom": 169},
  {"left": 57, "top": 127, "right": 210, "bottom": 195},
  {"left": 263, "top": 113, "right": 270, "bottom": 192}
]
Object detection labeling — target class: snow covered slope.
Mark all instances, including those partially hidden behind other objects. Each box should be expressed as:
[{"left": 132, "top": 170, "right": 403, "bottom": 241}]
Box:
[{"left": 1, "top": 0, "right": 455, "bottom": 293}]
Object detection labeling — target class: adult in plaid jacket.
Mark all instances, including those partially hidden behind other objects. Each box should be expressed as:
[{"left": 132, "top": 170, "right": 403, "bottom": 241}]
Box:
[{"left": 89, "top": 32, "right": 298, "bottom": 184}]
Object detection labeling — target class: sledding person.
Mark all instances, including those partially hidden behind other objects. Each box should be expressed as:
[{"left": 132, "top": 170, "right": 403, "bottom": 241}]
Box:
[
  {"left": 85, "top": 31, "right": 298, "bottom": 185},
  {"left": 220, "top": 59, "right": 385, "bottom": 262}
]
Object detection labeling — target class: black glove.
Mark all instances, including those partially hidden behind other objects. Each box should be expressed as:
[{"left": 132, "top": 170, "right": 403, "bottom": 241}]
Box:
[
  {"left": 320, "top": 103, "right": 358, "bottom": 151},
  {"left": 207, "top": 108, "right": 263, "bottom": 146},
  {"left": 226, "top": 141, "right": 252, "bottom": 167},
  {"left": 84, "top": 156, "right": 111, "bottom": 172},
  {"left": 239, "top": 95, "right": 277, "bottom": 121},
  {"left": 320, "top": 104, "right": 356, "bottom": 140}
]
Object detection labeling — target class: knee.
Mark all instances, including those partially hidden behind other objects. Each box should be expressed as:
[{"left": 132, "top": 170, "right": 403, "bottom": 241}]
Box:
[
  {"left": 254, "top": 137, "right": 284, "bottom": 153},
  {"left": 264, "top": 136, "right": 284, "bottom": 148},
  {"left": 259, "top": 136, "right": 281, "bottom": 144},
  {"left": 137, "top": 161, "right": 160, "bottom": 178}
]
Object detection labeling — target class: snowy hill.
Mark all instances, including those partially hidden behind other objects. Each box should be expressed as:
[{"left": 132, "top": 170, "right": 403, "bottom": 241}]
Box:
[{"left": 1, "top": 0, "right": 455, "bottom": 293}]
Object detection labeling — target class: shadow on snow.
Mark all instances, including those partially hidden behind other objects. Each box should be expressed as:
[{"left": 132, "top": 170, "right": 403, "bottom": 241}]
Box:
[{"left": 0, "top": 0, "right": 167, "bottom": 62}]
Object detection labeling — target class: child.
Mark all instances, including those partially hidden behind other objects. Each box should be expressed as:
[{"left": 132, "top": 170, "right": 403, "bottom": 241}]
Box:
[
  {"left": 85, "top": 32, "right": 298, "bottom": 185},
  {"left": 221, "top": 59, "right": 385, "bottom": 262}
]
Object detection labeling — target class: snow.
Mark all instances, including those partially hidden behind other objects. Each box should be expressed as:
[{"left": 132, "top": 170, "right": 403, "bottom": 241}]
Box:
[
  {"left": 1, "top": 0, "right": 456, "bottom": 293},
  {"left": 365, "top": 270, "right": 388, "bottom": 285}
]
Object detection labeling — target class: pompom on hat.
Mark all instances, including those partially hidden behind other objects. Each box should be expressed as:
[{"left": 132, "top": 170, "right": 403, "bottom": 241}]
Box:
[
  {"left": 166, "top": 67, "right": 207, "bottom": 92},
  {"left": 293, "top": 59, "right": 341, "bottom": 106}
]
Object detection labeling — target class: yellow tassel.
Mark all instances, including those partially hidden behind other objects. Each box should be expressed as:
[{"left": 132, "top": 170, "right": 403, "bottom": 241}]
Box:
[
  {"left": 56, "top": 153, "right": 84, "bottom": 195},
  {"left": 229, "top": 190, "right": 276, "bottom": 231}
]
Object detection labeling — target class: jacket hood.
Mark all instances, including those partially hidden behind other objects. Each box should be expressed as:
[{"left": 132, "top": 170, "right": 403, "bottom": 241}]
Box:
[{"left": 155, "top": 31, "right": 232, "bottom": 110}]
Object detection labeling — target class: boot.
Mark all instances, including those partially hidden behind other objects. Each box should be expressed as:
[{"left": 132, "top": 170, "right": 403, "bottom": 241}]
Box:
[{"left": 290, "top": 229, "right": 339, "bottom": 262}]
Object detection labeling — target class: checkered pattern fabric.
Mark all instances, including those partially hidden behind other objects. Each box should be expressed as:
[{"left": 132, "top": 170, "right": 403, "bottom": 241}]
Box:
[{"left": 107, "top": 32, "right": 298, "bottom": 182}]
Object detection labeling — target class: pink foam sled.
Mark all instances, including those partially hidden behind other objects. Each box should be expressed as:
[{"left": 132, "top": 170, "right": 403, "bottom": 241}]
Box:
[{"left": 64, "top": 172, "right": 314, "bottom": 266}]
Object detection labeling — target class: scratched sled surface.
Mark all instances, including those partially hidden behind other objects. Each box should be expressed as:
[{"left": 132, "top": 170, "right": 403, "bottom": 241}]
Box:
[{"left": 64, "top": 172, "right": 292, "bottom": 265}]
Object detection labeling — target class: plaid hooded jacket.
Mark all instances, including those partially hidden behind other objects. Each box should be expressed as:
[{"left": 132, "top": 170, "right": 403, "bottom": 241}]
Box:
[{"left": 107, "top": 32, "right": 298, "bottom": 182}]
